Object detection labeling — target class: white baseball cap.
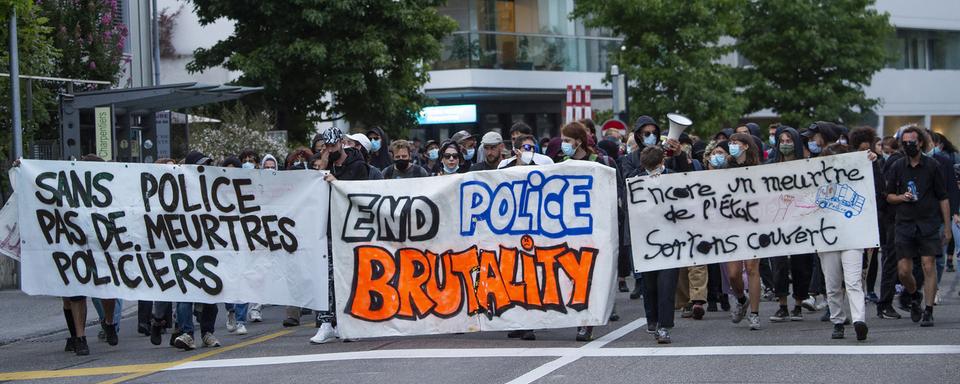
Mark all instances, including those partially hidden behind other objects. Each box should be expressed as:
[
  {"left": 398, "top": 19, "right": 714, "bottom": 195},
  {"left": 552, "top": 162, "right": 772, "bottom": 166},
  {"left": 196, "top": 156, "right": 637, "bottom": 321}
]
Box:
[{"left": 346, "top": 133, "right": 372, "bottom": 152}]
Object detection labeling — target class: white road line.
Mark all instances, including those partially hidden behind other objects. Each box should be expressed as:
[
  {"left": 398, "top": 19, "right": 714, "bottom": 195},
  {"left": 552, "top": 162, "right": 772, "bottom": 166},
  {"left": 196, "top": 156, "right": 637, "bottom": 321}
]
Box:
[
  {"left": 165, "top": 343, "right": 960, "bottom": 372},
  {"left": 505, "top": 318, "right": 647, "bottom": 384}
]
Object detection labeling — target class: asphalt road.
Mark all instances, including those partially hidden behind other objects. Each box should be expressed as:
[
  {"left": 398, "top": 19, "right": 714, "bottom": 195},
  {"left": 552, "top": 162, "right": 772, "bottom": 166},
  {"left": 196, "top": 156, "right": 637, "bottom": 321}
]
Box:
[{"left": 1, "top": 270, "right": 959, "bottom": 384}]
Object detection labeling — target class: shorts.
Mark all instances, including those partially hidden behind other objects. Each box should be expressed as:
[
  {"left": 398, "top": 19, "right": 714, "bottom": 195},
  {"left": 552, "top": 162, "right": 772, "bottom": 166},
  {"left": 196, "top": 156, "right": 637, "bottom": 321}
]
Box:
[{"left": 895, "top": 221, "right": 941, "bottom": 260}]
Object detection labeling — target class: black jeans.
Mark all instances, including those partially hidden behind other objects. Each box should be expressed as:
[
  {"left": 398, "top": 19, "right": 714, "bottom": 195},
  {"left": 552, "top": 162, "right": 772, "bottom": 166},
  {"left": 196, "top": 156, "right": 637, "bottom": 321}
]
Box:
[
  {"left": 617, "top": 245, "right": 632, "bottom": 278},
  {"left": 707, "top": 263, "right": 723, "bottom": 302},
  {"left": 879, "top": 216, "right": 899, "bottom": 306},
  {"left": 642, "top": 269, "right": 679, "bottom": 329},
  {"left": 771, "top": 254, "right": 813, "bottom": 300}
]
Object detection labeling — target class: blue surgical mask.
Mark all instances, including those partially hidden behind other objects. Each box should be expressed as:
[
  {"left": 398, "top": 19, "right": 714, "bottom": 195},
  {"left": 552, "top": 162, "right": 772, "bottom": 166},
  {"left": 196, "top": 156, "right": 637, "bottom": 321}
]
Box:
[
  {"left": 709, "top": 154, "right": 727, "bottom": 168},
  {"left": 838, "top": 138, "right": 848, "bottom": 145},
  {"left": 928, "top": 146, "right": 941, "bottom": 157},
  {"left": 242, "top": 162, "right": 256, "bottom": 169},
  {"left": 769, "top": 136, "right": 776, "bottom": 145},
  {"left": 882, "top": 153, "right": 891, "bottom": 161},
  {"left": 464, "top": 148, "right": 475, "bottom": 160},
  {"left": 807, "top": 141, "right": 821, "bottom": 154},
  {"left": 427, "top": 148, "right": 439, "bottom": 160},
  {"left": 443, "top": 164, "right": 459, "bottom": 174},
  {"left": 643, "top": 133, "right": 657, "bottom": 146},
  {"left": 561, "top": 142, "right": 576, "bottom": 157},
  {"left": 729, "top": 143, "right": 742, "bottom": 158},
  {"left": 370, "top": 139, "right": 381, "bottom": 152}
]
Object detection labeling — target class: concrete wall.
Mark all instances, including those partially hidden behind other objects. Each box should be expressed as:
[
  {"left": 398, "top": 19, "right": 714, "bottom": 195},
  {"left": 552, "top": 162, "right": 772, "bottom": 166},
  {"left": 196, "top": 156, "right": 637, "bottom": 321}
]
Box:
[{"left": 157, "top": 0, "right": 240, "bottom": 85}]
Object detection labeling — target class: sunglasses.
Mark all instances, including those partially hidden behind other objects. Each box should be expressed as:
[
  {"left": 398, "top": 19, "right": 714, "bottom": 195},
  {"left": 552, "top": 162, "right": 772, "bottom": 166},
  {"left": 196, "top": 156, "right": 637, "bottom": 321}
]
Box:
[{"left": 442, "top": 153, "right": 459, "bottom": 160}]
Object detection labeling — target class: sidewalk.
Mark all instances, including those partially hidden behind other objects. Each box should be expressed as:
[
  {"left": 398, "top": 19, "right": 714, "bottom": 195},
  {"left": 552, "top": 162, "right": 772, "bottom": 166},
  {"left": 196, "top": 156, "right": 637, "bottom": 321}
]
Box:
[{"left": 0, "top": 290, "right": 137, "bottom": 345}]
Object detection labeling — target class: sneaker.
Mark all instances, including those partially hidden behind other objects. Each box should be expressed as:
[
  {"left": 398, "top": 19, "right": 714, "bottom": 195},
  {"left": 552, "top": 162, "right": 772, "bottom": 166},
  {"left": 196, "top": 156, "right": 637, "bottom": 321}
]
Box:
[
  {"left": 897, "top": 292, "right": 912, "bottom": 311},
  {"left": 283, "top": 317, "right": 300, "bottom": 327},
  {"left": 174, "top": 333, "right": 196, "bottom": 350},
  {"left": 865, "top": 292, "right": 879, "bottom": 303},
  {"left": 820, "top": 308, "right": 831, "bottom": 322},
  {"left": 646, "top": 323, "right": 657, "bottom": 334},
  {"left": 249, "top": 309, "right": 263, "bottom": 323},
  {"left": 814, "top": 296, "right": 828, "bottom": 311},
  {"left": 169, "top": 330, "right": 182, "bottom": 347},
  {"left": 934, "top": 291, "right": 941, "bottom": 306},
  {"left": 909, "top": 298, "right": 922, "bottom": 323},
  {"left": 692, "top": 303, "right": 705, "bottom": 320},
  {"left": 877, "top": 305, "right": 902, "bottom": 319},
  {"left": 150, "top": 322, "right": 163, "bottom": 345},
  {"left": 706, "top": 301, "right": 719, "bottom": 312},
  {"left": 731, "top": 297, "right": 749, "bottom": 324},
  {"left": 748, "top": 313, "right": 761, "bottom": 330},
  {"left": 575, "top": 326, "right": 593, "bottom": 342},
  {"left": 226, "top": 311, "right": 237, "bottom": 333},
  {"left": 790, "top": 307, "right": 804, "bottom": 321},
  {"left": 102, "top": 323, "right": 118, "bottom": 346},
  {"left": 655, "top": 328, "right": 671, "bottom": 344},
  {"left": 769, "top": 307, "right": 789, "bottom": 322},
  {"left": 854, "top": 321, "right": 868, "bottom": 341},
  {"left": 920, "top": 311, "right": 934, "bottom": 327},
  {"left": 310, "top": 323, "right": 337, "bottom": 344},
  {"left": 801, "top": 297, "right": 817, "bottom": 311},
  {"left": 629, "top": 283, "right": 642, "bottom": 300},
  {"left": 609, "top": 309, "right": 620, "bottom": 322},
  {"left": 74, "top": 336, "right": 89, "bottom": 356},
  {"left": 201, "top": 332, "right": 220, "bottom": 348},
  {"left": 831, "top": 323, "right": 844, "bottom": 339},
  {"left": 680, "top": 303, "right": 694, "bottom": 318},
  {"left": 618, "top": 280, "right": 629, "bottom": 292},
  {"left": 762, "top": 289, "right": 776, "bottom": 302},
  {"left": 64, "top": 337, "right": 75, "bottom": 352},
  {"left": 235, "top": 324, "right": 248, "bottom": 335}
]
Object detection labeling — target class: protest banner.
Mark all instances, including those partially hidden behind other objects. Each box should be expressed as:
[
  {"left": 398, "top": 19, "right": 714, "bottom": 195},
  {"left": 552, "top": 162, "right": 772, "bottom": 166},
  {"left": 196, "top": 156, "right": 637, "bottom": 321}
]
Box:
[
  {"left": 330, "top": 161, "right": 618, "bottom": 338},
  {"left": 627, "top": 152, "right": 880, "bottom": 273},
  {"left": 0, "top": 195, "right": 20, "bottom": 261},
  {"left": 15, "top": 160, "right": 330, "bottom": 310}
]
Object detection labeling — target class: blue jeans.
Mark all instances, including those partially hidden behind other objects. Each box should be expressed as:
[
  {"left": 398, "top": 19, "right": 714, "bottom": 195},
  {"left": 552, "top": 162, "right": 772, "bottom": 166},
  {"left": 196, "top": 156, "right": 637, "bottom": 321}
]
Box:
[
  {"left": 176, "top": 303, "right": 218, "bottom": 337},
  {"left": 92, "top": 298, "right": 122, "bottom": 332},
  {"left": 224, "top": 303, "right": 249, "bottom": 325}
]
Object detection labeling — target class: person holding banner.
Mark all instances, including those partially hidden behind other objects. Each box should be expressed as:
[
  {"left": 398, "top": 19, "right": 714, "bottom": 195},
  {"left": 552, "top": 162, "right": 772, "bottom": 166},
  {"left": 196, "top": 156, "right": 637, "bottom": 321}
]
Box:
[
  {"left": 885, "top": 126, "right": 952, "bottom": 327},
  {"left": 766, "top": 126, "right": 815, "bottom": 323},
  {"left": 724, "top": 133, "right": 764, "bottom": 330}
]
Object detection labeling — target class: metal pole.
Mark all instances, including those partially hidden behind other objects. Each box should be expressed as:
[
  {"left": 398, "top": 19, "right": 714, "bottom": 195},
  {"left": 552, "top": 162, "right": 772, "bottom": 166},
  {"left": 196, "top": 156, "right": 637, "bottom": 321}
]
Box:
[
  {"left": 152, "top": 0, "right": 161, "bottom": 86},
  {"left": 9, "top": 7, "right": 22, "bottom": 159}
]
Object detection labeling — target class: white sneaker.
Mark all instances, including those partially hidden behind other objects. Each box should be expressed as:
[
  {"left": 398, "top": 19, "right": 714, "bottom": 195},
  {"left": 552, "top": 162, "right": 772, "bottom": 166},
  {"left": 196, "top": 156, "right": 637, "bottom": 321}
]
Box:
[
  {"left": 814, "top": 296, "right": 828, "bottom": 311},
  {"left": 249, "top": 309, "right": 263, "bottom": 323},
  {"left": 801, "top": 297, "right": 817, "bottom": 311},
  {"left": 310, "top": 323, "right": 337, "bottom": 344},
  {"left": 235, "top": 324, "right": 248, "bottom": 335},
  {"left": 174, "top": 333, "right": 196, "bottom": 350},
  {"left": 935, "top": 291, "right": 942, "bottom": 305},
  {"left": 226, "top": 311, "right": 238, "bottom": 333},
  {"left": 748, "top": 313, "right": 761, "bottom": 330},
  {"left": 201, "top": 332, "right": 221, "bottom": 347}
]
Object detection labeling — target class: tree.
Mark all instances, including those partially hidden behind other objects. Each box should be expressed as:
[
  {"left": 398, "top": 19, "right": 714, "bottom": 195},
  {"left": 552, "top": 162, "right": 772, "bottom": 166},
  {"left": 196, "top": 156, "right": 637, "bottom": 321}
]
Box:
[
  {"left": 189, "top": 102, "right": 288, "bottom": 161},
  {"left": 572, "top": 0, "right": 748, "bottom": 137},
  {"left": 188, "top": 0, "right": 458, "bottom": 145},
  {"left": 39, "top": 0, "right": 128, "bottom": 88},
  {"left": 737, "top": 0, "right": 893, "bottom": 127}
]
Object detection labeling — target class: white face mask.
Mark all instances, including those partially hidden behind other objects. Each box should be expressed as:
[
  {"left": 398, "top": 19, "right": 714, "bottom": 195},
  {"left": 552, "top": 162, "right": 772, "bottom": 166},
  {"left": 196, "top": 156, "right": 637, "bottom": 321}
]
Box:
[{"left": 520, "top": 151, "right": 534, "bottom": 164}]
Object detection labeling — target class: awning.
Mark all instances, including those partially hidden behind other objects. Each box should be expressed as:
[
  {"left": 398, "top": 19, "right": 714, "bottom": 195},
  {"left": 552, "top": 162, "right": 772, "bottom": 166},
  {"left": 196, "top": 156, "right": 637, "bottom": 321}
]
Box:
[{"left": 64, "top": 82, "right": 262, "bottom": 115}]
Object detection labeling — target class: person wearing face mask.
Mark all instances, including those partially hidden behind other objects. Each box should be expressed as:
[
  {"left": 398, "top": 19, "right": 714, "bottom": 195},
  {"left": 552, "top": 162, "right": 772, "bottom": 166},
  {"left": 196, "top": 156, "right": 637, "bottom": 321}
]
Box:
[
  {"left": 848, "top": 127, "right": 886, "bottom": 310},
  {"left": 239, "top": 149, "right": 260, "bottom": 169},
  {"left": 921, "top": 130, "right": 959, "bottom": 305},
  {"left": 470, "top": 132, "right": 506, "bottom": 172},
  {"left": 365, "top": 127, "right": 393, "bottom": 170},
  {"left": 764, "top": 126, "right": 817, "bottom": 324},
  {"left": 435, "top": 141, "right": 465, "bottom": 175},
  {"left": 498, "top": 135, "right": 554, "bottom": 168},
  {"left": 382, "top": 140, "right": 429, "bottom": 179},
  {"left": 885, "top": 126, "right": 951, "bottom": 328},
  {"left": 451, "top": 130, "right": 477, "bottom": 169},
  {"left": 344, "top": 133, "right": 383, "bottom": 180},
  {"left": 420, "top": 140, "right": 442, "bottom": 173},
  {"left": 801, "top": 122, "right": 839, "bottom": 158}
]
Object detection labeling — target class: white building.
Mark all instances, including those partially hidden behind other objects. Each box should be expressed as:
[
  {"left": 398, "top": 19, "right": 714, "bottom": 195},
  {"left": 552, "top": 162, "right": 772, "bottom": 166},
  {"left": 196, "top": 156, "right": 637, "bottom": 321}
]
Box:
[{"left": 153, "top": 0, "right": 960, "bottom": 141}]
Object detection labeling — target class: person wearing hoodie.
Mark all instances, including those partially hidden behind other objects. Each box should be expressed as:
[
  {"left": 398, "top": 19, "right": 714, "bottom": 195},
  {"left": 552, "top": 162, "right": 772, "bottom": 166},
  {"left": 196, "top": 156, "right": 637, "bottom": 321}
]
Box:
[
  {"left": 260, "top": 154, "right": 279, "bottom": 170},
  {"left": 766, "top": 126, "right": 816, "bottom": 324},
  {"left": 366, "top": 127, "right": 393, "bottom": 170},
  {"left": 802, "top": 121, "right": 839, "bottom": 157}
]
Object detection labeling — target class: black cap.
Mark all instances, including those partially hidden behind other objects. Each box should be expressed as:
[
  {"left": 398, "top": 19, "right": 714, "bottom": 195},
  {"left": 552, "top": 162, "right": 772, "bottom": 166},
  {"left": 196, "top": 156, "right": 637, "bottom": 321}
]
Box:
[{"left": 185, "top": 150, "right": 213, "bottom": 166}]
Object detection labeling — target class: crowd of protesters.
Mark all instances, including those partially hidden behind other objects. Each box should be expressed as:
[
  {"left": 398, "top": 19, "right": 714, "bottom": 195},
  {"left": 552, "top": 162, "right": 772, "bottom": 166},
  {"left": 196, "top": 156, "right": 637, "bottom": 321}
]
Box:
[{"left": 56, "top": 115, "right": 960, "bottom": 355}]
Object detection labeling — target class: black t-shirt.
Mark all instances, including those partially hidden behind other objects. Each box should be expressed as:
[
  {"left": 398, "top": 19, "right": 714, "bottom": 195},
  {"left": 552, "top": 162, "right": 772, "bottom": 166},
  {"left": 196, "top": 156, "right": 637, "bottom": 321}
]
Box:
[{"left": 884, "top": 155, "right": 947, "bottom": 223}]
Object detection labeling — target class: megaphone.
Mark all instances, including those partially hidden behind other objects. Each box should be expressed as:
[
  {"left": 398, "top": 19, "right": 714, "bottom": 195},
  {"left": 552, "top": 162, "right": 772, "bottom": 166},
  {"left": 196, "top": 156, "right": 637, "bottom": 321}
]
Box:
[{"left": 666, "top": 113, "right": 692, "bottom": 141}]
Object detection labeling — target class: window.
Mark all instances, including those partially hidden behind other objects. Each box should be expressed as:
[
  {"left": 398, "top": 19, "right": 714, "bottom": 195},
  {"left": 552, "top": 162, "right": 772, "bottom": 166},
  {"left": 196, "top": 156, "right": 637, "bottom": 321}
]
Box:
[{"left": 887, "top": 29, "right": 960, "bottom": 70}]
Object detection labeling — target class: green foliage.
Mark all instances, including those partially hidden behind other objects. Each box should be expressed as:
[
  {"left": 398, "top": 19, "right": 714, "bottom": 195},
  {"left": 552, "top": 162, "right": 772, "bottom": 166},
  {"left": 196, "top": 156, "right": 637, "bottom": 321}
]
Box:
[
  {"left": 187, "top": 0, "right": 458, "bottom": 144},
  {"left": 573, "top": 0, "right": 748, "bottom": 137},
  {"left": 737, "top": 0, "right": 894, "bottom": 127},
  {"left": 189, "top": 102, "right": 289, "bottom": 161},
  {"left": 39, "top": 0, "right": 128, "bottom": 88}
]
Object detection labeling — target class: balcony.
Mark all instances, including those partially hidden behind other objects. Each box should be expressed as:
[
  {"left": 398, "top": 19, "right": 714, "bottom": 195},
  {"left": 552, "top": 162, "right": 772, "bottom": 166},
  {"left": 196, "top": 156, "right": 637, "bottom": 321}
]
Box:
[{"left": 433, "top": 31, "right": 622, "bottom": 73}]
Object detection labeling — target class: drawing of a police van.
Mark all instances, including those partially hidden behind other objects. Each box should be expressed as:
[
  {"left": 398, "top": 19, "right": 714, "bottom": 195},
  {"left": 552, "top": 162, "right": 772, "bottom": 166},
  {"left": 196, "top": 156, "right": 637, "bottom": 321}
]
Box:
[{"left": 815, "top": 183, "right": 865, "bottom": 218}]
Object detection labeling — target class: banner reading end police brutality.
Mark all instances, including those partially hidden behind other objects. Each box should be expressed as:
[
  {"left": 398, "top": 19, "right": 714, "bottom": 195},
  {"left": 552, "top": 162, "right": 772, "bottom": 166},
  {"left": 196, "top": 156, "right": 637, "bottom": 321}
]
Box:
[
  {"left": 330, "top": 161, "right": 618, "bottom": 338},
  {"left": 628, "top": 152, "right": 880, "bottom": 273},
  {"left": 16, "top": 160, "right": 330, "bottom": 310}
]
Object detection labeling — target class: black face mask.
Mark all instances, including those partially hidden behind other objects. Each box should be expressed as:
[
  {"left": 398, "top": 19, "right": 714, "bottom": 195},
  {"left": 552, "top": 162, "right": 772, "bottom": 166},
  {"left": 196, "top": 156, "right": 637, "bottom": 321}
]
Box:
[
  {"left": 903, "top": 141, "right": 920, "bottom": 157},
  {"left": 395, "top": 159, "right": 410, "bottom": 171},
  {"left": 329, "top": 150, "right": 342, "bottom": 163}
]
